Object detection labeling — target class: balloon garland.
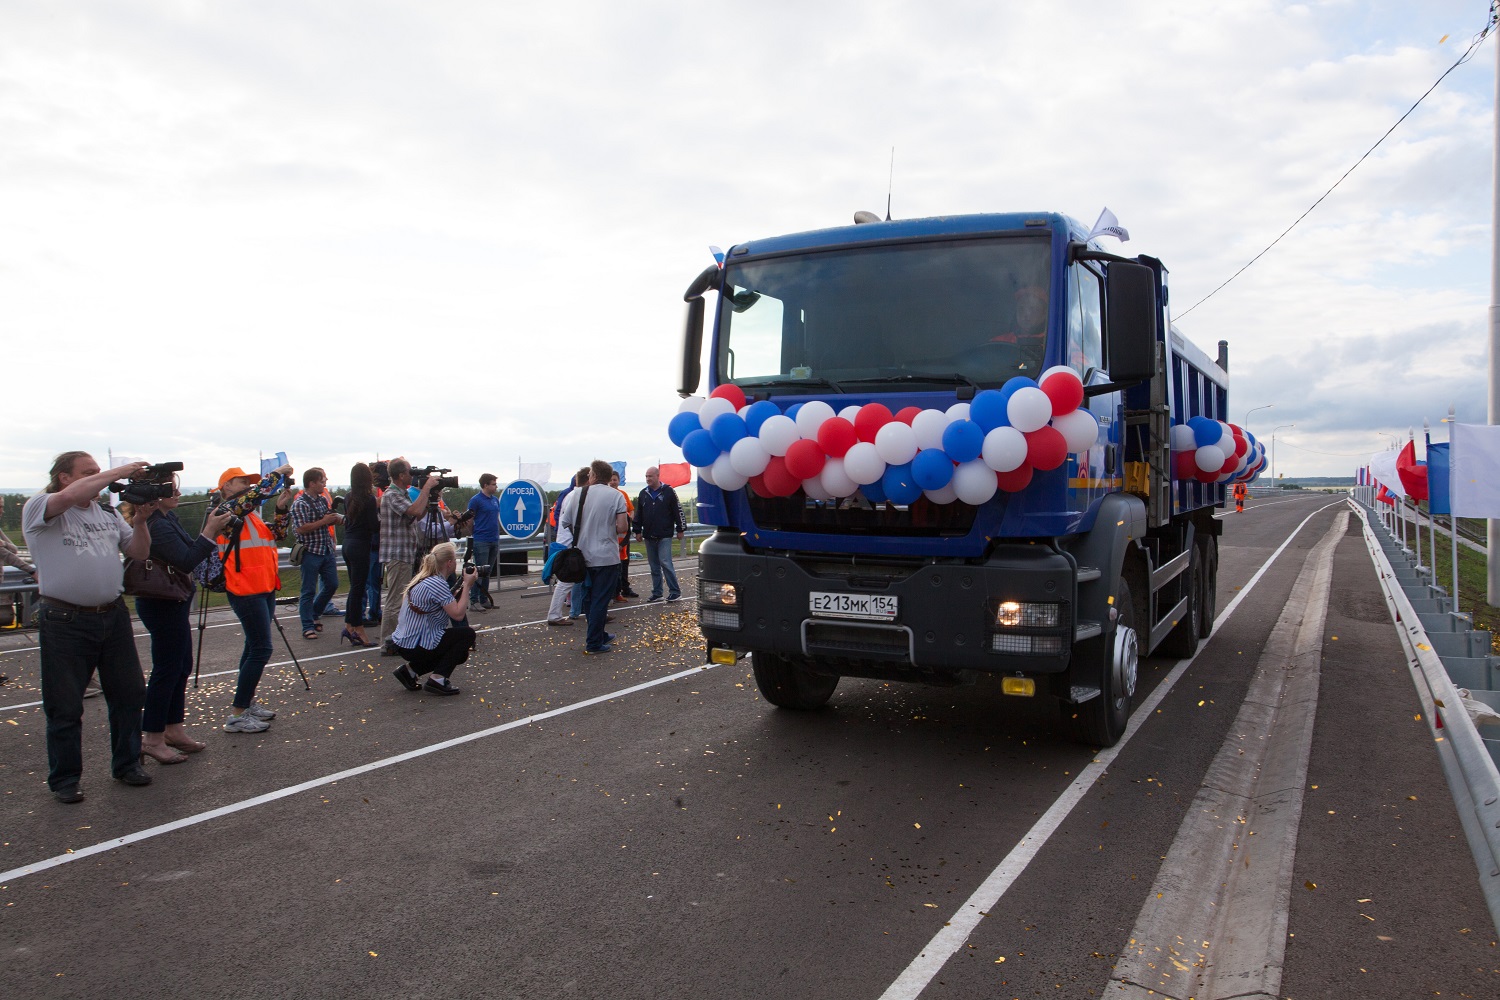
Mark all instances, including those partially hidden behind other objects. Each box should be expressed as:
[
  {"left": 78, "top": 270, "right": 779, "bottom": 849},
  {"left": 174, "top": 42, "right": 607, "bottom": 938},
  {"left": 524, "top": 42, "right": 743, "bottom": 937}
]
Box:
[
  {"left": 667, "top": 368, "right": 1101, "bottom": 505},
  {"left": 1169, "top": 416, "right": 1266, "bottom": 484}
]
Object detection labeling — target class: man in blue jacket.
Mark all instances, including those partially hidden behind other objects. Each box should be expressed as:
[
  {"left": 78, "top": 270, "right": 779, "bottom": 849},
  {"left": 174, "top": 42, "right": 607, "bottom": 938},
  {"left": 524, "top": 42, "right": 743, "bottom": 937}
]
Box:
[
  {"left": 632, "top": 466, "right": 686, "bottom": 603},
  {"left": 466, "top": 474, "right": 503, "bottom": 611}
]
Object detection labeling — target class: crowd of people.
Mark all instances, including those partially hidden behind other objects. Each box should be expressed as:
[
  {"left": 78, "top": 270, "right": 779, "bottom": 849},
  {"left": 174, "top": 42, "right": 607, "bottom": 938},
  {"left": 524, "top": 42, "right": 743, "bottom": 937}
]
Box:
[{"left": 11, "top": 451, "right": 690, "bottom": 804}]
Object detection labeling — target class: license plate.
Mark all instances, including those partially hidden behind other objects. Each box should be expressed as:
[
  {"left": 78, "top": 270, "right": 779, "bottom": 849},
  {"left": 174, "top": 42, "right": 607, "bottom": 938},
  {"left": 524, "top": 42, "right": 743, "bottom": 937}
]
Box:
[{"left": 809, "top": 591, "right": 898, "bottom": 621}]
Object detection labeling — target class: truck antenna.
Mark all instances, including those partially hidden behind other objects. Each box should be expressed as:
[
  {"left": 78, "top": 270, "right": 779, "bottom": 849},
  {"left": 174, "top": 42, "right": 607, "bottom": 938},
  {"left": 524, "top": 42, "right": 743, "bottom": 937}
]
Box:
[{"left": 885, "top": 147, "right": 895, "bottom": 221}]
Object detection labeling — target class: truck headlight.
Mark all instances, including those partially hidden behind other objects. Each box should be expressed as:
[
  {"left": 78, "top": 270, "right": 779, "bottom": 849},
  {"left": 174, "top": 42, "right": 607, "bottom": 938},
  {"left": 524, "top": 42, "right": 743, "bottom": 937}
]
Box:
[
  {"left": 699, "top": 581, "right": 738, "bottom": 606},
  {"left": 995, "top": 601, "right": 1060, "bottom": 628}
]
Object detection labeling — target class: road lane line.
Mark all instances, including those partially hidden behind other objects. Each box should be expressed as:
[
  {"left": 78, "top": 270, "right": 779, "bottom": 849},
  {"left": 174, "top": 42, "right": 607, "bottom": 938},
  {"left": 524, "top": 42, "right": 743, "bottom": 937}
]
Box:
[
  {"left": 878, "top": 499, "right": 1348, "bottom": 1000},
  {"left": 0, "top": 662, "right": 720, "bottom": 885}
]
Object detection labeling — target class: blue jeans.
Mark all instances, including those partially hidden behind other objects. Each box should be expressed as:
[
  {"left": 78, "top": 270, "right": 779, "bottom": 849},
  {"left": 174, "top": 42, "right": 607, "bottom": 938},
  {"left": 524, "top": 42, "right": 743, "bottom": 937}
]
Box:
[
  {"left": 470, "top": 540, "right": 498, "bottom": 607},
  {"left": 136, "top": 594, "right": 194, "bottom": 731},
  {"left": 584, "top": 563, "right": 619, "bottom": 651},
  {"left": 227, "top": 590, "right": 276, "bottom": 710},
  {"left": 38, "top": 599, "right": 145, "bottom": 790},
  {"left": 366, "top": 556, "right": 383, "bottom": 621},
  {"left": 298, "top": 549, "right": 340, "bottom": 631},
  {"left": 644, "top": 537, "right": 681, "bottom": 599}
]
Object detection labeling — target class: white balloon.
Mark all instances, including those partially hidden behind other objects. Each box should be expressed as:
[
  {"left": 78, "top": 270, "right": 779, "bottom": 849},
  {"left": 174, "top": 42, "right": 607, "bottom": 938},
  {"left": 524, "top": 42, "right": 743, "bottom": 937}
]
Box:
[
  {"left": 982, "top": 426, "right": 1028, "bottom": 473},
  {"left": 738, "top": 404, "right": 752, "bottom": 418},
  {"left": 795, "top": 399, "right": 836, "bottom": 439},
  {"left": 758, "top": 414, "right": 800, "bottom": 457},
  {"left": 838, "top": 404, "right": 863, "bottom": 423},
  {"left": 1052, "top": 409, "right": 1100, "bottom": 453},
  {"left": 952, "top": 459, "right": 999, "bottom": 505},
  {"left": 729, "top": 436, "right": 771, "bottom": 477},
  {"left": 1169, "top": 423, "right": 1197, "bottom": 453},
  {"left": 698, "top": 395, "right": 736, "bottom": 431},
  {"left": 945, "top": 402, "right": 971, "bottom": 422},
  {"left": 1039, "top": 364, "right": 1075, "bottom": 383},
  {"left": 697, "top": 462, "right": 716, "bottom": 486},
  {"left": 711, "top": 452, "right": 748, "bottom": 492},
  {"left": 802, "top": 476, "right": 832, "bottom": 501},
  {"left": 1217, "top": 421, "right": 1233, "bottom": 447},
  {"left": 1007, "top": 386, "right": 1052, "bottom": 433},
  {"left": 874, "top": 421, "right": 919, "bottom": 465},
  {"left": 924, "top": 483, "right": 959, "bottom": 504},
  {"left": 1195, "top": 444, "right": 1226, "bottom": 472},
  {"left": 820, "top": 457, "right": 858, "bottom": 498},
  {"left": 843, "top": 442, "right": 886, "bottom": 485},
  {"left": 678, "top": 396, "right": 706, "bottom": 414},
  {"left": 911, "top": 408, "right": 950, "bottom": 450}
]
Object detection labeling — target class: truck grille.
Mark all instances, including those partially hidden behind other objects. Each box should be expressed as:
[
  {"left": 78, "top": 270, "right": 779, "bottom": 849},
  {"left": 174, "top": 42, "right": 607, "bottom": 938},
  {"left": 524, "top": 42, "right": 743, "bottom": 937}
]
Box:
[{"left": 804, "top": 621, "right": 912, "bottom": 660}]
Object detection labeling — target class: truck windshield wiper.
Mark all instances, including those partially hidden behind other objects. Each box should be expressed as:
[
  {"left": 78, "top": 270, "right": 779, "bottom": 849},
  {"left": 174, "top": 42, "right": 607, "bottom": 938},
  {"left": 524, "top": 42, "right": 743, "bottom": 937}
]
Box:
[
  {"left": 839, "top": 372, "right": 981, "bottom": 391},
  {"left": 737, "top": 377, "right": 846, "bottom": 393}
]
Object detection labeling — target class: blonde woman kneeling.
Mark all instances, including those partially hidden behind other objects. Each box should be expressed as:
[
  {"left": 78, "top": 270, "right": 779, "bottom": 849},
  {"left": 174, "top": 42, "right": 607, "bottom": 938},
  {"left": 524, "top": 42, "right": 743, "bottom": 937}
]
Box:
[{"left": 390, "top": 542, "right": 478, "bottom": 696}]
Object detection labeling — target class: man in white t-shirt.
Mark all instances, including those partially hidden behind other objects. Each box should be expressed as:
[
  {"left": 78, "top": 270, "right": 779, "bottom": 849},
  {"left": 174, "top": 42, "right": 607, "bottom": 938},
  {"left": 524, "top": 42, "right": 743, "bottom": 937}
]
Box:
[
  {"left": 22, "top": 452, "right": 158, "bottom": 803},
  {"left": 556, "top": 460, "right": 628, "bottom": 654}
]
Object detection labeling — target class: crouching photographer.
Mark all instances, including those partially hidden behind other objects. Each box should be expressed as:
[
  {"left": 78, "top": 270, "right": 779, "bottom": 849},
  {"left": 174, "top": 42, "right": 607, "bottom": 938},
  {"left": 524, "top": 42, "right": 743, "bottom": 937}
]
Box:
[
  {"left": 389, "top": 541, "right": 477, "bottom": 697},
  {"left": 120, "top": 466, "right": 234, "bottom": 765}
]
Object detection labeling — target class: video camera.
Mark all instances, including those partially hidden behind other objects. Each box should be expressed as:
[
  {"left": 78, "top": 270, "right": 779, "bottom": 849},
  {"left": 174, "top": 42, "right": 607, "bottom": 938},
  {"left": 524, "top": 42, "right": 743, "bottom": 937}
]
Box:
[
  {"left": 108, "top": 462, "right": 183, "bottom": 505},
  {"left": 413, "top": 466, "right": 460, "bottom": 491}
]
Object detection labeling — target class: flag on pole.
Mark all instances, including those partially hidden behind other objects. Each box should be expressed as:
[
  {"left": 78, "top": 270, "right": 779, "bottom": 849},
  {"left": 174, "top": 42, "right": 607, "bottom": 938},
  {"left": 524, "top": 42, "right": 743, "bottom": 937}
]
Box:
[
  {"left": 609, "top": 461, "right": 627, "bottom": 484},
  {"left": 709, "top": 245, "right": 726, "bottom": 268},
  {"left": 1450, "top": 423, "right": 1500, "bottom": 517},
  {"left": 1427, "top": 442, "right": 1451, "bottom": 516},
  {"left": 1376, "top": 484, "right": 1395, "bottom": 506},
  {"left": 519, "top": 462, "right": 552, "bottom": 485},
  {"left": 1086, "top": 208, "right": 1130, "bottom": 243},
  {"left": 1395, "top": 440, "right": 1428, "bottom": 500},
  {"left": 1369, "top": 450, "right": 1404, "bottom": 499},
  {"left": 658, "top": 462, "right": 691, "bottom": 488}
]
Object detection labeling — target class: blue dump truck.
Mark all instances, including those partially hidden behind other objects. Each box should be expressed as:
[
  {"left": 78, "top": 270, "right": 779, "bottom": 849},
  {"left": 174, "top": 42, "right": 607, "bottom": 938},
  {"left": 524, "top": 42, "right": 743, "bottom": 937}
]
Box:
[{"left": 675, "top": 211, "right": 1228, "bottom": 746}]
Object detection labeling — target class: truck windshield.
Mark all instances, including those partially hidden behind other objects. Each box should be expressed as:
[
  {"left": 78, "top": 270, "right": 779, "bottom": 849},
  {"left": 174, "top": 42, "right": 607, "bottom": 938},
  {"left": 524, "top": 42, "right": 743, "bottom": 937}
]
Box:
[{"left": 716, "top": 236, "right": 1051, "bottom": 389}]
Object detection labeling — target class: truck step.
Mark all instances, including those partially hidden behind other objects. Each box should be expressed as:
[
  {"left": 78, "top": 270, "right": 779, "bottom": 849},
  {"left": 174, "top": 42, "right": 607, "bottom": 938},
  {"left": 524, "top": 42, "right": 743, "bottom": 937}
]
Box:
[
  {"left": 1077, "top": 566, "right": 1102, "bottom": 583},
  {"left": 1067, "top": 684, "right": 1102, "bottom": 704},
  {"left": 1075, "top": 621, "right": 1103, "bottom": 641}
]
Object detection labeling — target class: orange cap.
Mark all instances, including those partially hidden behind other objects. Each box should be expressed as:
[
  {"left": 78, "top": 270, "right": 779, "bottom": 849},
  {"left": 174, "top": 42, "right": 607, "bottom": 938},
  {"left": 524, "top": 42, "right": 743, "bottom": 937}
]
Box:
[{"left": 217, "top": 467, "right": 252, "bottom": 491}]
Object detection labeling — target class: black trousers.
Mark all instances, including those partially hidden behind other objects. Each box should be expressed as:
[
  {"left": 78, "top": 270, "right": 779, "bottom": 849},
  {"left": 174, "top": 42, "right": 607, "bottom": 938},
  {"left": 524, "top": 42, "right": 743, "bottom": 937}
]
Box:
[
  {"left": 343, "top": 537, "right": 373, "bottom": 626},
  {"left": 396, "top": 624, "right": 476, "bottom": 679}
]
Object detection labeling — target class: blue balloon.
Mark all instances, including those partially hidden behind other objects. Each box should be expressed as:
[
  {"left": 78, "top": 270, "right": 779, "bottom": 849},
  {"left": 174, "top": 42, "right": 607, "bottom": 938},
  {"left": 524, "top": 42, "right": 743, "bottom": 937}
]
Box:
[
  {"left": 1188, "top": 415, "right": 1221, "bottom": 447},
  {"left": 970, "top": 389, "right": 1010, "bottom": 432},
  {"left": 709, "top": 412, "right": 748, "bottom": 452},
  {"left": 942, "top": 419, "right": 985, "bottom": 464},
  {"left": 882, "top": 462, "right": 921, "bottom": 505},
  {"left": 784, "top": 402, "right": 804, "bottom": 423},
  {"left": 1001, "top": 375, "right": 1038, "bottom": 395},
  {"left": 860, "top": 479, "right": 887, "bottom": 504},
  {"left": 668, "top": 410, "right": 702, "bottom": 447},
  {"left": 743, "top": 400, "right": 781, "bottom": 436},
  {"left": 681, "top": 428, "right": 721, "bottom": 468},
  {"left": 912, "top": 448, "right": 955, "bottom": 491}
]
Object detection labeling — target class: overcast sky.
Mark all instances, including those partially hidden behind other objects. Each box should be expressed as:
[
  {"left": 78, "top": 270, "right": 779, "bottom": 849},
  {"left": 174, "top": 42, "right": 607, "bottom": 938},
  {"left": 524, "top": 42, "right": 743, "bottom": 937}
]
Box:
[{"left": 3, "top": 0, "right": 1494, "bottom": 487}]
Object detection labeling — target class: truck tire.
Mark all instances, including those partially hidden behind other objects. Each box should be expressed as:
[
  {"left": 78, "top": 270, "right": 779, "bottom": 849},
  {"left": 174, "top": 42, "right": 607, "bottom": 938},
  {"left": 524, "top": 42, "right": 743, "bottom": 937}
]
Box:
[
  {"left": 1157, "top": 553, "right": 1201, "bottom": 659},
  {"left": 1068, "top": 576, "right": 1139, "bottom": 748},
  {"left": 750, "top": 651, "right": 839, "bottom": 710},
  {"left": 1197, "top": 537, "right": 1218, "bottom": 639}
]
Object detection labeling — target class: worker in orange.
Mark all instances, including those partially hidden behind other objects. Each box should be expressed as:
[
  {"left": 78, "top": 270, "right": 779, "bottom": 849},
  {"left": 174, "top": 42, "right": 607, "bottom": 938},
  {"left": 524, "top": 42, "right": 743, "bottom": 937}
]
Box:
[{"left": 1233, "top": 481, "right": 1247, "bottom": 513}]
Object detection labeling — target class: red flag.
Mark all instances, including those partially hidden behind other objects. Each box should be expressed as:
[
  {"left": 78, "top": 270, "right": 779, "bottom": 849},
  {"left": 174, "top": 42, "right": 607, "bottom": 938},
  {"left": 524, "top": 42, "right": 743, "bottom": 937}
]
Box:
[
  {"left": 1396, "top": 440, "right": 1428, "bottom": 500},
  {"left": 1376, "top": 484, "right": 1395, "bottom": 506},
  {"left": 658, "top": 462, "right": 691, "bottom": 488}
]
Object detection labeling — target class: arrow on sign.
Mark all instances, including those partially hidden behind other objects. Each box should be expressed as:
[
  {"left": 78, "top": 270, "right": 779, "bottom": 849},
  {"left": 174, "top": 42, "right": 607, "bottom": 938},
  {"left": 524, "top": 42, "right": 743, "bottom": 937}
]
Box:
[{"left": 515, "top": 497, "right": 527, "bottom": 520}]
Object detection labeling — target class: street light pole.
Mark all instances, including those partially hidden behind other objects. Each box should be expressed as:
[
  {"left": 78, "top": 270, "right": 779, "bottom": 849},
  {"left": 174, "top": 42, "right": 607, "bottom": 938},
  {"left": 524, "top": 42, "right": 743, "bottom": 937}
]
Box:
[
  {"left": 1243, "top": 404, "right": 1273, "bottom": 434},
  {"left": 1271, "top": 424, "right": 1294, "bottom": 484}
]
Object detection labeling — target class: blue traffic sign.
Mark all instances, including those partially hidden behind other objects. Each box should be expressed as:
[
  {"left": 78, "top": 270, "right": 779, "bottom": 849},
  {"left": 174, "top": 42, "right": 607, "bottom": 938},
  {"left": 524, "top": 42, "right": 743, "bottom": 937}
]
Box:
[{"left": 500, "top": 479, "right": 546, "bottom": 539}]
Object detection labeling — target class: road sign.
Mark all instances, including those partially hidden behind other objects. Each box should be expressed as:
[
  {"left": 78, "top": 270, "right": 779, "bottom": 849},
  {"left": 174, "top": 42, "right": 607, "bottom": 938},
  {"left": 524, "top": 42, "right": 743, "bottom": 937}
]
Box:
[{"left": 500, "top": 479, "right": 546, "bottom": 539}]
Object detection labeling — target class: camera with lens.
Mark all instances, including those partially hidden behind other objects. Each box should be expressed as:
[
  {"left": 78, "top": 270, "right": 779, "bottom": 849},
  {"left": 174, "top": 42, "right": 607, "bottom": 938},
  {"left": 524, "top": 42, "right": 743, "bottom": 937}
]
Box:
[
  {"left": 109, "top": 461, "right": 183, "bottom": 505},
  {"left": 413, "top": 466, "right": 460, "bottom": 491},
  {"left": 330, "top": 495, "right": 347, "bottom": 515}
]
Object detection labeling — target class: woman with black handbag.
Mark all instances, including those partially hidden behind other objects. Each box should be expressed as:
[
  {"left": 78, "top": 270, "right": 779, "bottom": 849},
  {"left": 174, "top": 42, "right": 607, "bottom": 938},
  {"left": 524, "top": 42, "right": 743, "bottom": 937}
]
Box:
[{"left": 122, "top": 487, "right": 232, "bottom": 764}]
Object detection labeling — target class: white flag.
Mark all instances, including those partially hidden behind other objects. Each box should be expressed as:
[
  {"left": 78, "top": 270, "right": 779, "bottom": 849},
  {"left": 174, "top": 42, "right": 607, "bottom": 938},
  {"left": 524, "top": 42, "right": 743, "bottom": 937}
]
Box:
[
  {"left": 1369, "top": 450, "right": 1404, "bottom": 499},
  {"left": 518, "top": 462, "right": 552, "bottom": 486},
  {"left": 1087, "top": 207, "right": 1130, "bottom": 243},
  {"left": 1449, "top": 423, "right": 1500, "bottom": 517}
]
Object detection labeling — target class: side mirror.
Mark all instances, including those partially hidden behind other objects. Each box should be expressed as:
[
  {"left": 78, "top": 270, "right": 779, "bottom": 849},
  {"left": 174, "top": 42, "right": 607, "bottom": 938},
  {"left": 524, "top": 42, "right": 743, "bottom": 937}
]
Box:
[
  {"left": 1104, "top": 260, "right": 1158, "bottom": 383},
  {"left": 679, "top": 265, "right": 721, "bottom": 396}
]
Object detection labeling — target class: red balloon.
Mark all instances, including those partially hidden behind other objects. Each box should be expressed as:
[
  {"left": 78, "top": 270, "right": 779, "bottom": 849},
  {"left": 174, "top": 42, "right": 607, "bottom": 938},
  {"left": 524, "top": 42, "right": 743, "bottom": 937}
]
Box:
[
  {"left": 854, "top": 402, "right": 894, "bottom": 442},
  {"left": 1040, "top": 370, "right": 1084, "bottom": 416},
  {"left": 1025, "top": 426, "right": 1068, "bottom": 471},
  {"left": 1218, "top": 454, "right": 1238, "bottom": 476},
  {"left": 762, "top": 456, "right": 801, "bottom": 497},
  {"left": 995, "top": 464, "right": 1034, "bottom": 492},
  {"left": 784, "top": 438, "right": 827, "bottom": 480},
  {"left": 748, "top": 473, "right": 771, "bottom": 498},
  {"left": 894, "top": 406, "right": 922, "bottom": 426},
  {"left": 709, "top": 384, "right": 747, "bottom": 410},
  {"left": 1172, "top": 450, "right": 1198, "bottom": 480},
  {"left": 816, "top": 416, "right": 858, "bottom": 458},
  {"left": 1233, "top": 435, "right": 1248, "bottom": 458},
  {"left": 1194, "top": 466, "right": 1218, "bottom": 484}
]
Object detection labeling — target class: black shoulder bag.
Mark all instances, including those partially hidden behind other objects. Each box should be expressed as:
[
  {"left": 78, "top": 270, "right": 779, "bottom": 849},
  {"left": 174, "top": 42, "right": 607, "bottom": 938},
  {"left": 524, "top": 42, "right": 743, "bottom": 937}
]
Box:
[{"left": 553, "top": 486, "right": 589, "bottom": 583}]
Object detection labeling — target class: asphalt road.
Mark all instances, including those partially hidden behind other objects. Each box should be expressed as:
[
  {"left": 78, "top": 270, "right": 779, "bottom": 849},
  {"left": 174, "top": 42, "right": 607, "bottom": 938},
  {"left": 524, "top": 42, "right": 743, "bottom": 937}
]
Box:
[{"left": 2, "top": 499, "right": 1496, "bottom": 999}]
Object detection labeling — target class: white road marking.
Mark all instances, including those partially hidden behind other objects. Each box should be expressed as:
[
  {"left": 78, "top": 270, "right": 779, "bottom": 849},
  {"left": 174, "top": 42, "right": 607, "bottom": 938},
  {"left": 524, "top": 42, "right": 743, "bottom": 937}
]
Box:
[
  {"left": 0, "top": 662, "right": 719, "bottom": 884},
  {"left": 877, "top": 499, "right": 1348, "bottom": 1000}
]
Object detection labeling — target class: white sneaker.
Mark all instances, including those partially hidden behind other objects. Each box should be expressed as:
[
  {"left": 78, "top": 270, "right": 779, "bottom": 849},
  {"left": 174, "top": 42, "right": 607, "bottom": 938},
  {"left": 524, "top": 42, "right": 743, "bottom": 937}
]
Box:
[
  {"left": 244, "top": 702, "right": 276, "bottom": 721},
  {"left": 224, "top": 714, "right": 270, "bottom": 733}
]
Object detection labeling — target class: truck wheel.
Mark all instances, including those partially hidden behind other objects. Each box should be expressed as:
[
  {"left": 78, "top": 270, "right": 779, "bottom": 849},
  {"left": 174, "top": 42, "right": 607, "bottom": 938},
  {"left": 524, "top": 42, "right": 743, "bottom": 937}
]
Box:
[
  {"left": 1068, "top": 577, "right": 1139, "bottom": 748},
  {"left": 750, "top": 651, "right": 839, "bottom": 710},
  {"left": 1157, "top": 554, "right": 1200, "bottom": 659},
  {"left": 1197, "top": 538, "right": 1218, "bottom": 639}
]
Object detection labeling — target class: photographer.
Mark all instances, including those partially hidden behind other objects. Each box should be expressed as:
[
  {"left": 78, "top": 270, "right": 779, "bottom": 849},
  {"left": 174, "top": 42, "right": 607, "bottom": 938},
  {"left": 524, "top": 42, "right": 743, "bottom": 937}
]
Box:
[
  {"left": 466, "top": 473, "right": 502, "bottom": 612},
  {"left": 389, "top": 541, "right": 477, "bottom": 696},
  {"left": 214, "top": 465, "right": 295, "bottom": 734},
  {"left": 290, "top": 467, "right": 344, "bottom": 640},
  {"left": 377, "top": 458, "right": 441, "bottom": 656},
  {"left": 121, "top": 481, "right": 233, "bottom": 765},
  {"left": 22, "top": 452, "right": 158, "bottom": 803}
]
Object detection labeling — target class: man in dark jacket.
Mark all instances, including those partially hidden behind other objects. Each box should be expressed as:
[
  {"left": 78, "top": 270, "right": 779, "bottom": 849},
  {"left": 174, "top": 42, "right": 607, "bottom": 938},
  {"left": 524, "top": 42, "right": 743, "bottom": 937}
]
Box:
[{"left": 632, "top": 466, "right": 686, "bottom": 603}]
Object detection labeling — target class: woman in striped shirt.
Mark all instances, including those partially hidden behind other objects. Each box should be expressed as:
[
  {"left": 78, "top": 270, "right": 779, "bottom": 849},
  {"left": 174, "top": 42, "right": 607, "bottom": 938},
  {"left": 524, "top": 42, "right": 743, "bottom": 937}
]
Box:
[{"left": 389, "top": 542, "right": 478, "bottom": 696}]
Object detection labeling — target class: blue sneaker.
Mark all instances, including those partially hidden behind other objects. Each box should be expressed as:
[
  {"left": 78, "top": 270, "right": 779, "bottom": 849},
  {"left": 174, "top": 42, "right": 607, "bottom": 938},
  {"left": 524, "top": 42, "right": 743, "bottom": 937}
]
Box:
[{"left": 583, "top": 644, "right": 615, "bottom": 655}]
